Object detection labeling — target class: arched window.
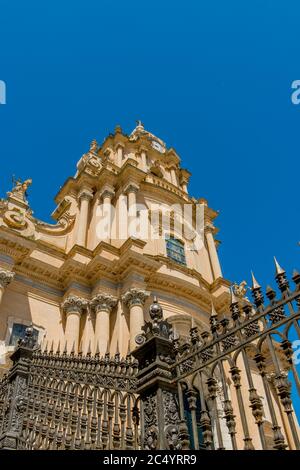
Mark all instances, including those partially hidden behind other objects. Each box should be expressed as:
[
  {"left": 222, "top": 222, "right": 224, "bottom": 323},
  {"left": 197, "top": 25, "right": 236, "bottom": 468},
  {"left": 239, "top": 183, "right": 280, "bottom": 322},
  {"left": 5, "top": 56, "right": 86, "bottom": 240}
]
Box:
[{"left": 165, "top": 235, "right": 186, "bottom": 266}]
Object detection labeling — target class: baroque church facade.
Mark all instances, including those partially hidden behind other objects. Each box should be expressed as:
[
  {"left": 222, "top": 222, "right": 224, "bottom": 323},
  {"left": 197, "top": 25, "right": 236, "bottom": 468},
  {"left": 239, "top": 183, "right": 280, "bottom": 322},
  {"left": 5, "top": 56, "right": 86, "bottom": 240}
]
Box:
[
  {"left": 0, "top": 122, "right": 228, "bottom": 372},
  {"left": 0, "top": 123, "right": 299, "bottom": 451}
]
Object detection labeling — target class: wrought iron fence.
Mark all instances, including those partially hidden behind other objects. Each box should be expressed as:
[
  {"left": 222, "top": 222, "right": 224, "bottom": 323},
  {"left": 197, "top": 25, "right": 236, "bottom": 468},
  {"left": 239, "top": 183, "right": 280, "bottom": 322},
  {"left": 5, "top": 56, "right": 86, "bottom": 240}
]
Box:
[
  {"left": 0, "top": 261, "right": 299, "bottom": 450},
  {"left": 0, "top": 331, "right": 139, "bottom": 450}
]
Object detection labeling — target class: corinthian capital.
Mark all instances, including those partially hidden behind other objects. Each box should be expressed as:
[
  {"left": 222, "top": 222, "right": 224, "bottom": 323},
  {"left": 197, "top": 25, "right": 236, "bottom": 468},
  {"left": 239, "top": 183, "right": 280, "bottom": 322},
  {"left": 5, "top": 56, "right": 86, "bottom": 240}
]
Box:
[
  {"left": 78, "top": 187, "right": 93, "bottom": 201},
  {"left": 90, "top": 293, "right": 117, "bottom": 314},
  {"left": 122, "top": 288, "right": 150, "bottom": 308},
  {"left": 61, "top": 295, "right": 88, "bottom": 315},
  {"left": 124, "top": 183, "right": 139, "bottom": 195},
  {"left": 0, "top": 269, "right": 15, "bottom": 289}
]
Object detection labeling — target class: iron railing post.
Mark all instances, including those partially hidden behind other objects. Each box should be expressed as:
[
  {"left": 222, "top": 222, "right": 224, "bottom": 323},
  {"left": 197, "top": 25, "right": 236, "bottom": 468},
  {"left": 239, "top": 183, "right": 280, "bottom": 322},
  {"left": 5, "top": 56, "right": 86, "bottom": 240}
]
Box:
[
  {"left": 132, "top": 297, "right": 189, "bottom": 450},
  {"left": 0, "top": 327, "right": 35, "bottom": 450}
]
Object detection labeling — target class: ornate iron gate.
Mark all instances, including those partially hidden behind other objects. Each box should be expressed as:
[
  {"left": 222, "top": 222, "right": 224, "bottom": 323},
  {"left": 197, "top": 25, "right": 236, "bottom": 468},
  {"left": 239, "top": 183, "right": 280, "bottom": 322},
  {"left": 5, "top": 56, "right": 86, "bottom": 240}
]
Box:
[{"left": 0, "top": 263, "right": 299, "bottom": 450}]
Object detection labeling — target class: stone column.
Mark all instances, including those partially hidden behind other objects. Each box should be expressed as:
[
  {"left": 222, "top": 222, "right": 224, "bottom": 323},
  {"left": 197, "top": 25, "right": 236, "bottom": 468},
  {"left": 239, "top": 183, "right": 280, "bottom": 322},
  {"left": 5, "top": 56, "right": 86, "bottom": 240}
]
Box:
[
  {"left": 124, "top": 184, "right": 139, "bottom": 238},
  {"left": 140, "top": 148, "right": 148, "bottom": 171},
  {"left": 62, "top": 296, "right": 87, "bottom": 353},
  {"left": 122, "top": 288, "right": 150, "bottom": 351},
  {"left": 170, "top": 167, "right": 177, "bottom": 186},
  {"left": 181, "top": 181, "right": 188, "bottom": 193},
  {"left": 91, "top": 293, "right": 117, "bottom": 355},
  {"left": 116, "top": 143, "right": 124, "bottom": 167},
  {"left": 206, "top": 224, "right": 222, "bottom": 280},
  {"left": 0, "top": 269, "right": 14, "bottom": 304},
  {"left": 99, "top": 188, "right": 115, "bottom": 242},
  {"left": 76, "top": 187, "right": 93, "bottom": 246}
]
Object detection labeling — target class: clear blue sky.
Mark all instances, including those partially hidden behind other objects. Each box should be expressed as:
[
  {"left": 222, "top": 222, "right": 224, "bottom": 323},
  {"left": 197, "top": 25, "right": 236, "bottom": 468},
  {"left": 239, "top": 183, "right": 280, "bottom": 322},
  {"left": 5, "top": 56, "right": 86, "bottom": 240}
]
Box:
[
  {"left": 1, "top": 0, "right": 299, "bottom": 290},
  {"left": 0, "top": 0, "right": 300, "bottom": 425}
]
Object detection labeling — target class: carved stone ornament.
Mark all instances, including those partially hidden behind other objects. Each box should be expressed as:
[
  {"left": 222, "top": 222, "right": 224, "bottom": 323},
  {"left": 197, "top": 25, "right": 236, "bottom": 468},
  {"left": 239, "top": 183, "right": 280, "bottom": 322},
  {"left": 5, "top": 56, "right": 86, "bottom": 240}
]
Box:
[
  {"left": 165, "top": 424, "right": 182, "bottom": 450},
  {"left": 144, "top": 426, "right": 158, "bottom": 450},
  {"left": 2, "top": 208, "right": 35, "bottom": 238},
  {"left": 7, "top": 177, "right": 32, "bottom": 202},
  {"left": 143, "top": 391, "right": 158, "bottom": 450},
  {"left": 0, "top": 269, "right": 14, "bottom": 289},
  {"left": 162, "top": 390, "right": 180, "bottom": 425},
  {"left": 143, "top": 392, "right": 158, "bottom": 428},
  {"left": 90, "top": 294, "right": 117, "bottom": 314},
  {"left": 232, "top": 280, "right": 248, "bottom": 300},
  {"left": 76, "top": 141, "right": 102, "bottom": 177},
  {"left": 122, "top": 288, "right": 150, "bottom": 308},
  {"left": 78, "top": 188, "right": 93, "bottom": 201},
  {"left": 61, "top": 295, "right": 88, "bottom": 315}
]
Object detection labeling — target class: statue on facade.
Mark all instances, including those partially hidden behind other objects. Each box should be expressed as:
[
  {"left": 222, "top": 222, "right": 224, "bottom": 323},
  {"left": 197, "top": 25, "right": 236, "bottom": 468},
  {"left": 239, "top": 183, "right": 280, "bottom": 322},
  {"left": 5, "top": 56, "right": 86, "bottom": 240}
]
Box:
[
  {"left": 232, "top": 280, "right": 248, "bottom": 300},
  {"left": 9, "top": 176, "right": 32, "bottom": 201}
]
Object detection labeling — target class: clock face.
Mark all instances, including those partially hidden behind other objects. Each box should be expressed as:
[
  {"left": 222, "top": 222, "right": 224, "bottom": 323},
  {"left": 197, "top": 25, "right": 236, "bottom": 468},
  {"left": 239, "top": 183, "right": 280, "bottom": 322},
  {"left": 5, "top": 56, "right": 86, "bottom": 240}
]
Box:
[{"left": 151, "top": 140, "right": 164, "bottom": 153}]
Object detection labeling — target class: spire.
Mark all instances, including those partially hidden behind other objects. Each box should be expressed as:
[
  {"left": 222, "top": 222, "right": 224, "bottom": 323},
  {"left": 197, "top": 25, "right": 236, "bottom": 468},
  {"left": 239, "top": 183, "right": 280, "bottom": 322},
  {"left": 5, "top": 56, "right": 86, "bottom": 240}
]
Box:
[
  {"left": 251, "top": 271, "right": 261, "bottom": 290},
  {"left": 136, "top": 119, "right": 144, "bottom": 130},
  {"left": 70, "top": 341, "right": 75, "bottom": 355},
  {"left": 56, "top": 340, "right": 61, "bottom": 355},
  {"left": 87, "top": 340, "right": 92, "bottom": 357},
  {"left": 114, "top": 124, "right": 122, "bottom": 134},
  {"left": 63, "top": 340, "right": 68, "bottom": 355},
  {"left": 274, "top": 257, "right": 285, "bottom": 275}
]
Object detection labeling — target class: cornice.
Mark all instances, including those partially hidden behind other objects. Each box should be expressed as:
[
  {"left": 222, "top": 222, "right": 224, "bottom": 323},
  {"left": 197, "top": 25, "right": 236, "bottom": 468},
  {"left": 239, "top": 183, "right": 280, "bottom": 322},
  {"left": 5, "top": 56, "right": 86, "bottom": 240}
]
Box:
[
  {"left": 141, "top": 177, "right": 190, "bottom": 204},
  {"left": 145, "top": 253, "right": 210, "bottom": 288}
]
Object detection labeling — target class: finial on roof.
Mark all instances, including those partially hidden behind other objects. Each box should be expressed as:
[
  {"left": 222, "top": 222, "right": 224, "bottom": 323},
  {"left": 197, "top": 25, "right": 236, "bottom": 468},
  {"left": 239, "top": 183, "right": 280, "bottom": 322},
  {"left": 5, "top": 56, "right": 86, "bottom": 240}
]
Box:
[
  {"left": 136, "top": 120, "right": 144, "bottom": 129},
  {"left": 89, "top": 139, "right": 98, "bottom": 153}
]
